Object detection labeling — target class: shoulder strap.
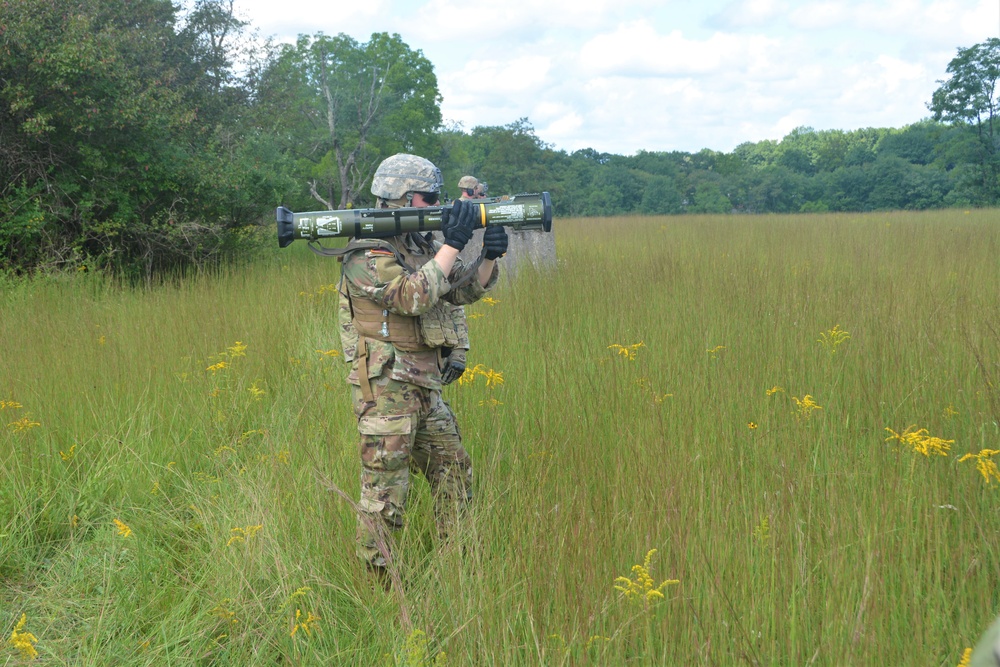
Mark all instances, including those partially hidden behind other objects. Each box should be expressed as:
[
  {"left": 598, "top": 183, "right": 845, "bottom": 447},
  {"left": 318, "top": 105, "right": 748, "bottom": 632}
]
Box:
[{"left": 310, "top": 238, "right": 418, "bottom": 273}]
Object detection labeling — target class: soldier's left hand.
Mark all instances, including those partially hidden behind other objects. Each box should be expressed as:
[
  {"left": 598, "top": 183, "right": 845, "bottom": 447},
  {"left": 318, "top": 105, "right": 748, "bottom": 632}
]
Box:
[
  {"left": 483, "top": 224, "right": 508, "bottom": 260},
  {"left": 441, "top": 348, "right": 467, "bottom": 385}
]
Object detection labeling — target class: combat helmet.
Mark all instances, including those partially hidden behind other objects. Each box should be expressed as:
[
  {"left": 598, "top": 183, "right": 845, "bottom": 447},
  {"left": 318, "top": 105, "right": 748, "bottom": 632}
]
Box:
[
  {"left": 457, "top": 175, "right": 479, "bottom": 189},
  {"left": 371, "top": 154, "right": 443, "bottom": 204}
]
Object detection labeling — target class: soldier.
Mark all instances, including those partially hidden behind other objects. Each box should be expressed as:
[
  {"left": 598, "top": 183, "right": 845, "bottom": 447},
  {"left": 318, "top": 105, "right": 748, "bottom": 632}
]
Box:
[
  {"left": 337, "top": 154, "right": 508, "bottom": 575},
  {"left": 457, "top": 175, "right": 479, "bottom": 200}
]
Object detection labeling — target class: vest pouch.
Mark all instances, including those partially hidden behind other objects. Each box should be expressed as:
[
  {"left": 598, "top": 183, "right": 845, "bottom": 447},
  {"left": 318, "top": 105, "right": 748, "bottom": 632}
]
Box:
[{"left": 418, "top": 301, "right": 461, "bottom": 349}]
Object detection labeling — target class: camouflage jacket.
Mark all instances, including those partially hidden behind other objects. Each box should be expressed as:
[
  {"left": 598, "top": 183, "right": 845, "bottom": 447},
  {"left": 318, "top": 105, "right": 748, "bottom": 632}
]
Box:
[{"left": 339, "top": 233, "right": 496, "bottom": 391}]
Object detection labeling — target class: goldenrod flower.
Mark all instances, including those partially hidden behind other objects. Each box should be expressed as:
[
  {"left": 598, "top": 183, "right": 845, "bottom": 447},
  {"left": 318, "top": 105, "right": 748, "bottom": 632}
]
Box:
[
  {"left": 8, "top": 613, "right": 39, "bottom": 660},
  {"left": 706, "top": 344, "right": 726, "bottom": 358},
  {"left": 766, "top": 386, "right": 784, "bottom": 396},
  {"left": 7, "top": 416, "right": 40, "bottom": 432},
  {"left": 290, "top": 609, "right": 320, "bottom": 638},
  {"left": 209, "top": 599, "right": 239, "bottom": 625},
  {"left": 943, "top": 405, "right": 960, "bottom": 419},
  {"left": 0, "top": 400, "right": 23, "bottom": 410},
  {"left": 753, "top": 515, "right": 770, "bottom": 542},
  {"left": 885, "top": 426, "right": 952, "bottom": 458},
  {"left": 401, "top": 629, "right": 447, "bottom": 664},
  {"left": 226, "top": 341, "right": 247, "bottom": 358},
  {"left": 314, "top": 349, "right": 340, "bottom": 358},
  {"left": 613, "top": 549, "right": 679, "bottom": 607},
  {"left": 113, "top": 519, "right": 132, "bottom": 538},
  {"left": 481, "top": 297, "right": 500, "bottom": 306},
  {"left": 206, "top": 361, "right": 228, "bottom": 373},
  {"left": 226, "top": 524, "right": 263, "bottom": 547},
  {"left": 457, "top": 363, "right": 485, "bottom": 385},
  {"left": 817, "top": 324, "right": 850, "bottom": 354},
  {"left": 792, "top": 395, "right": 822, "bottom": 420},
  {"left": 608, "top": 342, "right": 645, "bottom": 361},
  {"left": 483, "top": 369, "right": 504, "bottom": 388},
  {"left": 958, "top": 449, "right": 1000, "bottom": 484},
  {"left": 59, "top": 444, "right": 76, "bottom": 462},
  {"left": 247, "top": 382, "right": 265, "bottom": 400},
  {"left": 958, "top": 647, "right": 972, "bottom": 667}
]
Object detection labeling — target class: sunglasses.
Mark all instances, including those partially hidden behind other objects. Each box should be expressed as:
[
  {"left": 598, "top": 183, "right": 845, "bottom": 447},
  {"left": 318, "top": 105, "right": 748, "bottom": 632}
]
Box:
[{"left": 413, "top": 192, "right": 439, "bottom": 205}]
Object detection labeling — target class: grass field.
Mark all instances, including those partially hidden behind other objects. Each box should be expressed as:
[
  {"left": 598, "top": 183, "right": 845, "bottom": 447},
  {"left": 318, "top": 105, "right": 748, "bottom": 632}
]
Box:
[{"left": 2, "top": 210, "right": 999, "bottom": 666}]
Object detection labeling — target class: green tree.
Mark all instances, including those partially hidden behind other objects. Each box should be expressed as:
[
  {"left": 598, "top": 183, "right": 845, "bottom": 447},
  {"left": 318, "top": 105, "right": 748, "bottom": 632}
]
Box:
[
  {"left": 0, "top": 0, "right": 288, "bottom": 276},
  {"left": 929, "top": 38, "right": 1000, "bottom": 203},
  {"left": 258, "top": 32, "right": 441, "bottom": 210}
]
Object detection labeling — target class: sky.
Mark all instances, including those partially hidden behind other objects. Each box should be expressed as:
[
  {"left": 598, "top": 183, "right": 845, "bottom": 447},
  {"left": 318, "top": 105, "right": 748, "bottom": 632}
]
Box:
[{"left": 227, "top": 0, "right": 999, "bottom": 156}]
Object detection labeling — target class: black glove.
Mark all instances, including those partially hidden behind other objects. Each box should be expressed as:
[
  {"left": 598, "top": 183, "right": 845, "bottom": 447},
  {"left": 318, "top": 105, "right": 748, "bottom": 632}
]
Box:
[
  {"left": 441, "top": 199, "right": 475, "bottom": 251},
  {"left": 440, "top": 348, "right": 467, "bottom": 385},
  {"left": 483, "top": 224, "right": 508, "bottom": 260}
]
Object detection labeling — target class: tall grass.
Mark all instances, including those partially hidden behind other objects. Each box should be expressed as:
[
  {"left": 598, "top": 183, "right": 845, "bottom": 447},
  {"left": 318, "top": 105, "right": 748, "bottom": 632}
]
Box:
[{"left": 2, "top": 210, "right": 999, "bottom": 665}]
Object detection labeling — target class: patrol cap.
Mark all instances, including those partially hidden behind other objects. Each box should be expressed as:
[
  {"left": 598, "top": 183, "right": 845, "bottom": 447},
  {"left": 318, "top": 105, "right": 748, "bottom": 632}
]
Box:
[{"left": 371, "top": 154, "right": 443, "bottom": 201}]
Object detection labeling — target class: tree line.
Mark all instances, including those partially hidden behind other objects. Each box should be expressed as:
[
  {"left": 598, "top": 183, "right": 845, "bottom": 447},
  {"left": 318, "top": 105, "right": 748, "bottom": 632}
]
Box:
[{"left": 2, "top": 0, "right": 997, "bottom": 277}]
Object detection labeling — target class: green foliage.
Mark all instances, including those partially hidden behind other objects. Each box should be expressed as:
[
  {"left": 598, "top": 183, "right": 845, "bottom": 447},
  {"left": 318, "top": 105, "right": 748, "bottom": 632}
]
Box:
[
  {"left": 2, "top": 10, "right": 998, "bottom": 279},
  {"left": 929, "top": 38, "right": 1000, "bottom": 204},
  {"left": 257, "top": 32, "right": 442, "bottom": 210},
  {"left": 0, "top": 0, "right": 289, "bottom": 277}
]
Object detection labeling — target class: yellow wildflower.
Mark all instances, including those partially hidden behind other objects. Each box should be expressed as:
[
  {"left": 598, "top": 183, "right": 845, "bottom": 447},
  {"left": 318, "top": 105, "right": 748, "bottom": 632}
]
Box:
[
  {"left": 608, "top": 342, "right": 645, "bottom": 361},
  {"left": 613, "top": 549, "right": 679, "bottom": 607},
  {"left": 209, "top": 599, "right": 239, "bottom": 625},
  {"left": 226, "top": 524, "right": 263, "bottom": 547},
  {"left": 817, "top": 324, "right": 850, "bottom": 354},
  {"left": 7, "top": 416, "right": 40, "bottom": 432},
  {"left": 958, "top": 449, "right": 1000, "bottom": 484},
  {"left": 706, "top": 345, "right": 726, "bottom": 358},
  {"left": 943, "top": 405, "right": 959, "bottom": 419},
  {"left": 958, "top": 647, "right": 972, "bottom": 667},
  {"left": 206, "top": 361, "right": 228, "bottom": 373},
  {"left": 247, "top": 382, "right": 265, "bottom": 400},
  {"left": 290, "top": 609, "right": 320, "bottom": 638},
  {"left": 791, "top": 395, "right": 822, "bottom": 420},
  {"left": 483, "top": 369, "right": 504, "bottom": 388},
  {"left": 766, "top": 386, "right": 784, "bottom": 396},
  {"left": 0, "top": 400, "right": 23, "bottom": 410},
  {"left": 481, "top": 297, "right": 500, "bottom": 306},
  {"left": 113, "top": 519, "right": 132, "bottom": 538},
  {"left": 885, "top": 426, "right": 952, "bottom": 458},
  {"left": 747, "top": 421, "right": 758, "bottom": 430},
  {"left": 753, "top": 515, "right": 770, "bottom": 542},
  {"left": 315, "top": 349, "right": 340, "bottom": 358},
  {"left": 8, "top": 613, "right": 39, "bottom": 660},
  {"left": 457, "top": 363, "right": 485, "bottom": 385},
  {"left": 59, "top": 444, "right": 76, "bottom": 462},
  {"left": 226, "top": 341, "right": 247, "bottom": 358}
]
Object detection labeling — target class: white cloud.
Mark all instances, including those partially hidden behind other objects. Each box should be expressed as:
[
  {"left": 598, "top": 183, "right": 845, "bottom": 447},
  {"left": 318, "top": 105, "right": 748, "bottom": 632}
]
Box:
[
  {"left": 229, "top": 0, "right": 1000, "bottom": 154},
  {"left": 579, "top": 21, "right": 784, "bottom": 77}
]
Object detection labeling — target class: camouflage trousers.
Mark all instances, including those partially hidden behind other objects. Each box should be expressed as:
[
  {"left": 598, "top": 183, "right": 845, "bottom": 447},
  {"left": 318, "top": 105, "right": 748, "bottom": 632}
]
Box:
[{"left": 351, "top": 374, "right": 473, "bottom": 566}]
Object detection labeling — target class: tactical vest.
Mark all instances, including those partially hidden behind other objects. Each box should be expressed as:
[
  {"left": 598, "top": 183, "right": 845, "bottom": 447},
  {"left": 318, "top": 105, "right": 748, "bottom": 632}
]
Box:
[{"left": 337, "top": 235, "right": 466, "bottom": 358}]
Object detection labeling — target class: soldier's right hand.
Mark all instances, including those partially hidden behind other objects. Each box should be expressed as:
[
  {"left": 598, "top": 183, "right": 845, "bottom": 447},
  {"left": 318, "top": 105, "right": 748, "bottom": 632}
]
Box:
[{"left": 441, "top": 199, "right": 475, "bottom": 251}]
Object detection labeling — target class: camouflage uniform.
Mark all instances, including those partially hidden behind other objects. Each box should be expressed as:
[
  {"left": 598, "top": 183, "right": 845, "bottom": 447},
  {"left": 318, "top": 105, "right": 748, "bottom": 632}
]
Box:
[{"left": 338, "top": 231, "right": 497, "bottom": 566}]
